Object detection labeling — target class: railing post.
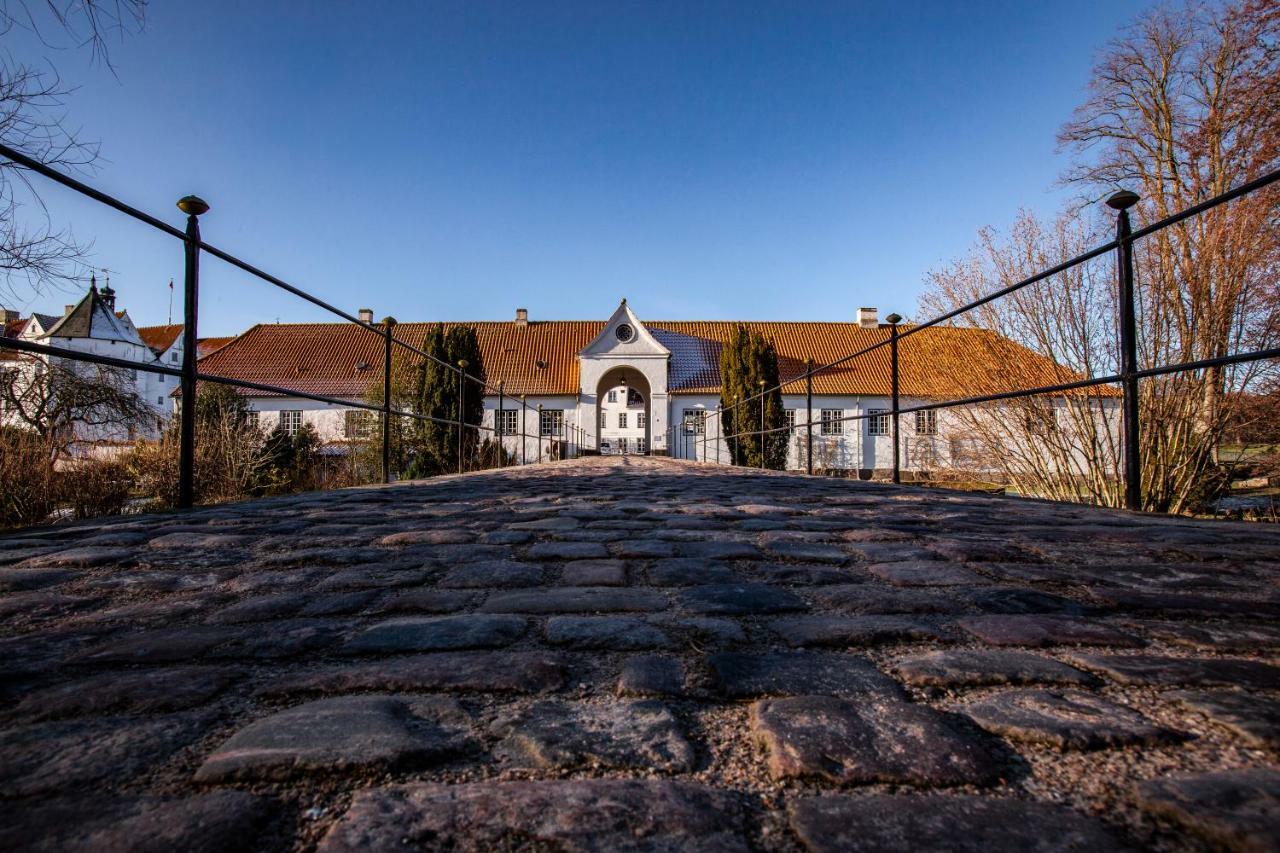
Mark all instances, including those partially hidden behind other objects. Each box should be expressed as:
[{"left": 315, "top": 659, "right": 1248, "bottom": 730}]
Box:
[
  {"left": 176, "top": 196, "right": 207, "bottom": 509},
  {"left": 1108, "top": 190, "right": 1142, "bottom": 511},
  {"left": 887, "top": 314, "right": 902, "bottom": 485},
  {"left": 805, "top": 358, "right": 814, "bottom": 476},
  {"left": 537, "top": 403, "right": 543, "bottom": 463},
  {"left": 497, "top": 381, "right": 505, "bottom": 467},
  {"left": 520, "top": 396, "right": 527, "bottom": 465},
  {"left": 456, "top": 360, "right": 468, "bottom": 475},
  {"left": 715, "top": 405, "right": 721, "bottom": 464},
  {"left": 381, "top": 316, "right": 396, "bottom": 484}
]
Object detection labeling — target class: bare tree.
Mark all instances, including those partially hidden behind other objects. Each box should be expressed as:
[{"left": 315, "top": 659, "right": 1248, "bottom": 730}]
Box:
[
  {"left": 0, "top": 1, "right": 145, "bottom": 300},
  {"left": 1058, "top": 0, "right": 1280, "bottom": 512},
  {"left": 921, "top": 211, "right": 1127, "bottom": 506},
  {"left": 0, "top": 352, "right": 153, "bottom": 457}
]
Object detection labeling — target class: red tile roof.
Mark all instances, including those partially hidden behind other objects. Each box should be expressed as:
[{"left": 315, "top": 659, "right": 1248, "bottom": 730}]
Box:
[
  {"left": 195, "top": 320, "right": 1110, "bottom": 403},
  {"left": 136, "top": 324, "right": 184, "bottom": 354}
]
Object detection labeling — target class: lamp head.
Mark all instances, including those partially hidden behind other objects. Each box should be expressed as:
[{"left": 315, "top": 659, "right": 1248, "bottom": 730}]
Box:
[
  {"left": 1105, "top": 190, "right": 1140, "bottom": 211},
  {"left": 177, "top": 195, "right": 209, "bottom": 216},
  {"left": 886, "top": 313, "right": 903, "bottom": 324}
]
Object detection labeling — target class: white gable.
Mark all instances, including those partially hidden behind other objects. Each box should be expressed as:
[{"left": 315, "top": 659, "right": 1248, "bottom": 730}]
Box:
[{"left": 579, "top": 300, "right": 670, "bottom": 359}]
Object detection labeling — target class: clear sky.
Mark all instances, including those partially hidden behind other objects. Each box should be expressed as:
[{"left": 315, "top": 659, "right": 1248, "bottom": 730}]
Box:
[{"left": 5, "top": 0, "right": 1151, "bottom": 336}]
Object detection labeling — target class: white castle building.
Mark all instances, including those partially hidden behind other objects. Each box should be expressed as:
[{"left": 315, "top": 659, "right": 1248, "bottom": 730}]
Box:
[{"left": 191, "top": 299, "right": 1114, "bottom": 476}]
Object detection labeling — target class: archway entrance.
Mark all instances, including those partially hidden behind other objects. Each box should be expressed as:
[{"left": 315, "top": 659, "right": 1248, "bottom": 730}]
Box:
[{"left": 596, "top": 366, "right": 651, "bottom": 455}]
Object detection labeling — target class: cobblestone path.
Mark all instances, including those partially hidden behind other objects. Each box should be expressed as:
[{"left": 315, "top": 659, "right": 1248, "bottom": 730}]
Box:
[{"left": 3, "top": 456, "right": 1280, "bottom": 852}]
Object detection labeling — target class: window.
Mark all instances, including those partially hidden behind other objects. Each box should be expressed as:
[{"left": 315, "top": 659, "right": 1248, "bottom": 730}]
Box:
[
  {"left": 344, "top": 410, "right": 374, "bottom": 439},
  {"left": 914, "top": 410, "right": 937, "bottom": 435},
  {"left": 600, "top": 410, "right": 607, "bottom": 429},
  {"left": 820, "top": 409, "right": 843, "bottom": 436},
  {"left": 681, "top": 408, "right": 706, "bottom": 435},
  {"left": 157, "top": 396, "right": 164, "bottom": 405},
  {"left": 785, "top": 409, "right": 796, "bottom": 432},
  {"left": 1025, "top": 405, "right": 1057, "bottom": 436},
  {"left": 280, "top": 410, "right": 303, "bottom": 436},
  {"left": 635, "top": 437, "right": 646, "bottom": 454},
  {"left": 607, "top": 390, "right": 617, "bottom": 403},
  {"left": 171, "top": 352, "right": 178, "bottom": 363},
  {"left": 540, "top": 408, "right": 563, "bottom": 436},
  {"left": 868, "top": 409, "right": 891, "bottom": 436},
  {"left": 618, "top": 437, "right": 628, "bottom": 453},
  {"left": 496, "top": 409, "right": 517, "bottom": 436},
  {"left": 637, "top": 412, "right": 647, "bottom": 429},
  {"left": 245, "top": 411, "right": 260, "bottom": 431},
  {"left": 618, "top": 413, "right": 628, "bottom": 429}
]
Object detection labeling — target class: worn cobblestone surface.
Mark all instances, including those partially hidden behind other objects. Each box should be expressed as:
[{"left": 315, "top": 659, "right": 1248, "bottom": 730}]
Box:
[{"left": 2, "top": 456, "right": 1279, "bottom": 851}]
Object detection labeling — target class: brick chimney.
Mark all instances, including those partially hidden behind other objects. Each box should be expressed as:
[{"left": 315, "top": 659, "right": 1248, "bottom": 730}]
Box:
[
  {"left": 857, "top": 307, "right": 878, "bottom": 328},
  {"left": 515, "top": 308, "right": 529, "bottom": 327},
  {"left": 358, "top": 307, "right": 374, "bottom": 324}
]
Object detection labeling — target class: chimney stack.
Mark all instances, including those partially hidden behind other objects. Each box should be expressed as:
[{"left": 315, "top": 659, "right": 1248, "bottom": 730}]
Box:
[
  {"left": 514, "top": 308, "right": 529, "bottom": 327},
  {"left": 857, "top": 307, "right": 878, "bottom": 328},
  {"left": 358, "top": 307, "right": 374, "bottom": 324},
  {"left": 1, "top": 308, "right": 18, "bottom": 326}
]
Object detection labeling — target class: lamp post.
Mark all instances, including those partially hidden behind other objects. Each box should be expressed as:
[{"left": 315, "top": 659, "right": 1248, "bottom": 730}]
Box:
[
  {"left": 757, "top": 379, "right": 766, "bottom": 467},
  {"left": 520, "top": 395, "right": 527, "bottom": 466},
  {"left": 886, "top": 313, "right": 902, "bottom": 485},
  {"left": 380, "top": 315, "right": 396, "bottom": 485},
  {"left": 805, "top": 357, "right": 814, "bottom": 476},
  {"left": 176, "top": 195, "right": 208, "bottom": 509},
  {"left": 1107, "top": 189, "right": 1142, "bottom": 510},
  {"left": 497, "top": 380, "right": 505, "bottom": 467}
]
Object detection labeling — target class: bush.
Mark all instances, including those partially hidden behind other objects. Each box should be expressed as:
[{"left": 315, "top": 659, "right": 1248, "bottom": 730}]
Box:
[
  {"left": 0, "top": 427, "right": 56, "bottom": 528},
  {"left": 58, "top": 460, "right": 133, "bottom": 520}
]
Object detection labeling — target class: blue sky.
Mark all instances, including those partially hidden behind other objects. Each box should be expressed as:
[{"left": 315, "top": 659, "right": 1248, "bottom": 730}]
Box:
[{"left": 6, "top": 0, "right": 1150, "bottom": 336}]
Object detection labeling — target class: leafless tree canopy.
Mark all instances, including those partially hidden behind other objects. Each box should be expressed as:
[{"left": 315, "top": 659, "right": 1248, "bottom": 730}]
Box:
[
  {"left": 923, "top": 0, "right": 1280, "bottom": 513},
  {"left": 0, "top": 1, "right": 145, "bottom": 301},
  {"left": 0, "top": 353, "right": 153, "bottom": 456}
]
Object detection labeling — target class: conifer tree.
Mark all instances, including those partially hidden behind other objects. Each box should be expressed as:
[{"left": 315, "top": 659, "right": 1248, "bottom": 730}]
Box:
[
  {"left": 408, "top": 324, "right": 486, "bottom": 476},
  {"left": 718, "top": 325, "right": 787, "bottom": 469}
]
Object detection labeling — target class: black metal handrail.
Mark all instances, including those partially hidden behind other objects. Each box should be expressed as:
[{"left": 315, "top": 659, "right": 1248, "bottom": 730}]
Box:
[
  {"left": 710, "top": 167, "right": 1280, "bottom": 508},
  {"left": 0, "top": 142, "right": 577, "bottom": 506}
]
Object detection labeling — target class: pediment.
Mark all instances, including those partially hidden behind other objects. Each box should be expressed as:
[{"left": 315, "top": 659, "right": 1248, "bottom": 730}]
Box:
[{"left": 580, "top": 300, "right": 670, "bottom": 359}]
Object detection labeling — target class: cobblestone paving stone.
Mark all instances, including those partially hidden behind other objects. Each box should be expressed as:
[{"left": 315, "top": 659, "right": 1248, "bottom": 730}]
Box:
[{"left": 2, "top": 456, "right": 1279, "bottom": 851}]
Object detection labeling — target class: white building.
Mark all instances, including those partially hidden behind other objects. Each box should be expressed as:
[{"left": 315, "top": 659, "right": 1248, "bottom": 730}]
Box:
[
  {"left": 192, "top": 299, "right": 1120, "bottom": 478},
  {"left": 1, "top": 280, "right": 234, "bottom": 451}
]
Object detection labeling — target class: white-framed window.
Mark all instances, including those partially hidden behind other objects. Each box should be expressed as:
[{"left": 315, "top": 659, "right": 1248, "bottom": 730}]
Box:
[
  {"left": 915, "top": 410, "right": 937, "bottom": 435},
  {"left": 618, "top": 437, "right": 629, "bottom": 453},
  {"left": 785, "top": 409, "right": 796, "bottom": 432},
  {"left": 868, "top": 409, "right": 891, "bottom": 436},
  {"left": 681, "top": 408, "right": 705, "bottom": 435},
  {"left": 245, "top": 411, "right": 260, "bottom": 431},
  {"left": 1024, "top": 404, "right": 1057, "bottom": 436},
  {"left": 344, "top": 409, "right": 374, "bottom": 439},
  {"left": 496, "top": 409, "right": 517, "bottom": 435},
  {"left": 607, "top": 390, "right": 617, "bottom": 403},
  {"left": 170, "top": 352, "right": 178, "bottom": 362},
  {"left": 540, "top": 408, "right": 563, "bottom": 436},
  {"left": 637, "top": 412, "right": 647, "bottom": 429},
  {"left": 618, "top": 412, "right": 628, "bottom": 429},
  {"left": 820, "top": 409, "right": 843, "bottom": 436},
  {"left": 599, "top": 410, "right": 607, "bottom": 429},
  {"left": 281, "top": 410, "right": 303, "bottom": 436},
  {"left": 635, "top": 437, "right": 646, "bottom": 453}
]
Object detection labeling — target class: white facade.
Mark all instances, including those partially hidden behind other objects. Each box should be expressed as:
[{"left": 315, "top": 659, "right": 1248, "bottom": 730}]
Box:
[{"left": 216, "top": 300, "right": 1120, "bottom": 478}]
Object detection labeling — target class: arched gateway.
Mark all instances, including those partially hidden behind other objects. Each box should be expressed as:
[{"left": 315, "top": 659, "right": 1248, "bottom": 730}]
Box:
[{"left": 578, "top": 300, "right": 671, "bottom": 456}]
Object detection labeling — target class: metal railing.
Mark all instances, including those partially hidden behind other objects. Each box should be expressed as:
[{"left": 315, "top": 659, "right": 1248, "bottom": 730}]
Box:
[
  {"left": 0, "top": 142, "right": 583, "bottom": 507},
  {"left": 707, "top": 169, "right": 1280, "bottom": 510}
]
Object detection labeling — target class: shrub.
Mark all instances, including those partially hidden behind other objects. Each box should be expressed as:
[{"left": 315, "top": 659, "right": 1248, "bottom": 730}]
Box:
[{"left": 0, "top": 427, "right": 56, "bottom": 528}]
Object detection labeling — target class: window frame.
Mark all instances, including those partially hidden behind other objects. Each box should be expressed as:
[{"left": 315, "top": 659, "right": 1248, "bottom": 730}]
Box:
[
  {"left": 820, "top": 408, "right": 844, "bottom": 436},
  {"left": 280, "top": 409, "right": 303, "bottom": 436},
  {"left": 540, "top": 408, "right": 564, "bottom": 436},
  {"left": 914, "top": 410, "right": 937, "bottom": 436},
  {"left": 867, "top": 408, "right": 891, "bottom": 436}
]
